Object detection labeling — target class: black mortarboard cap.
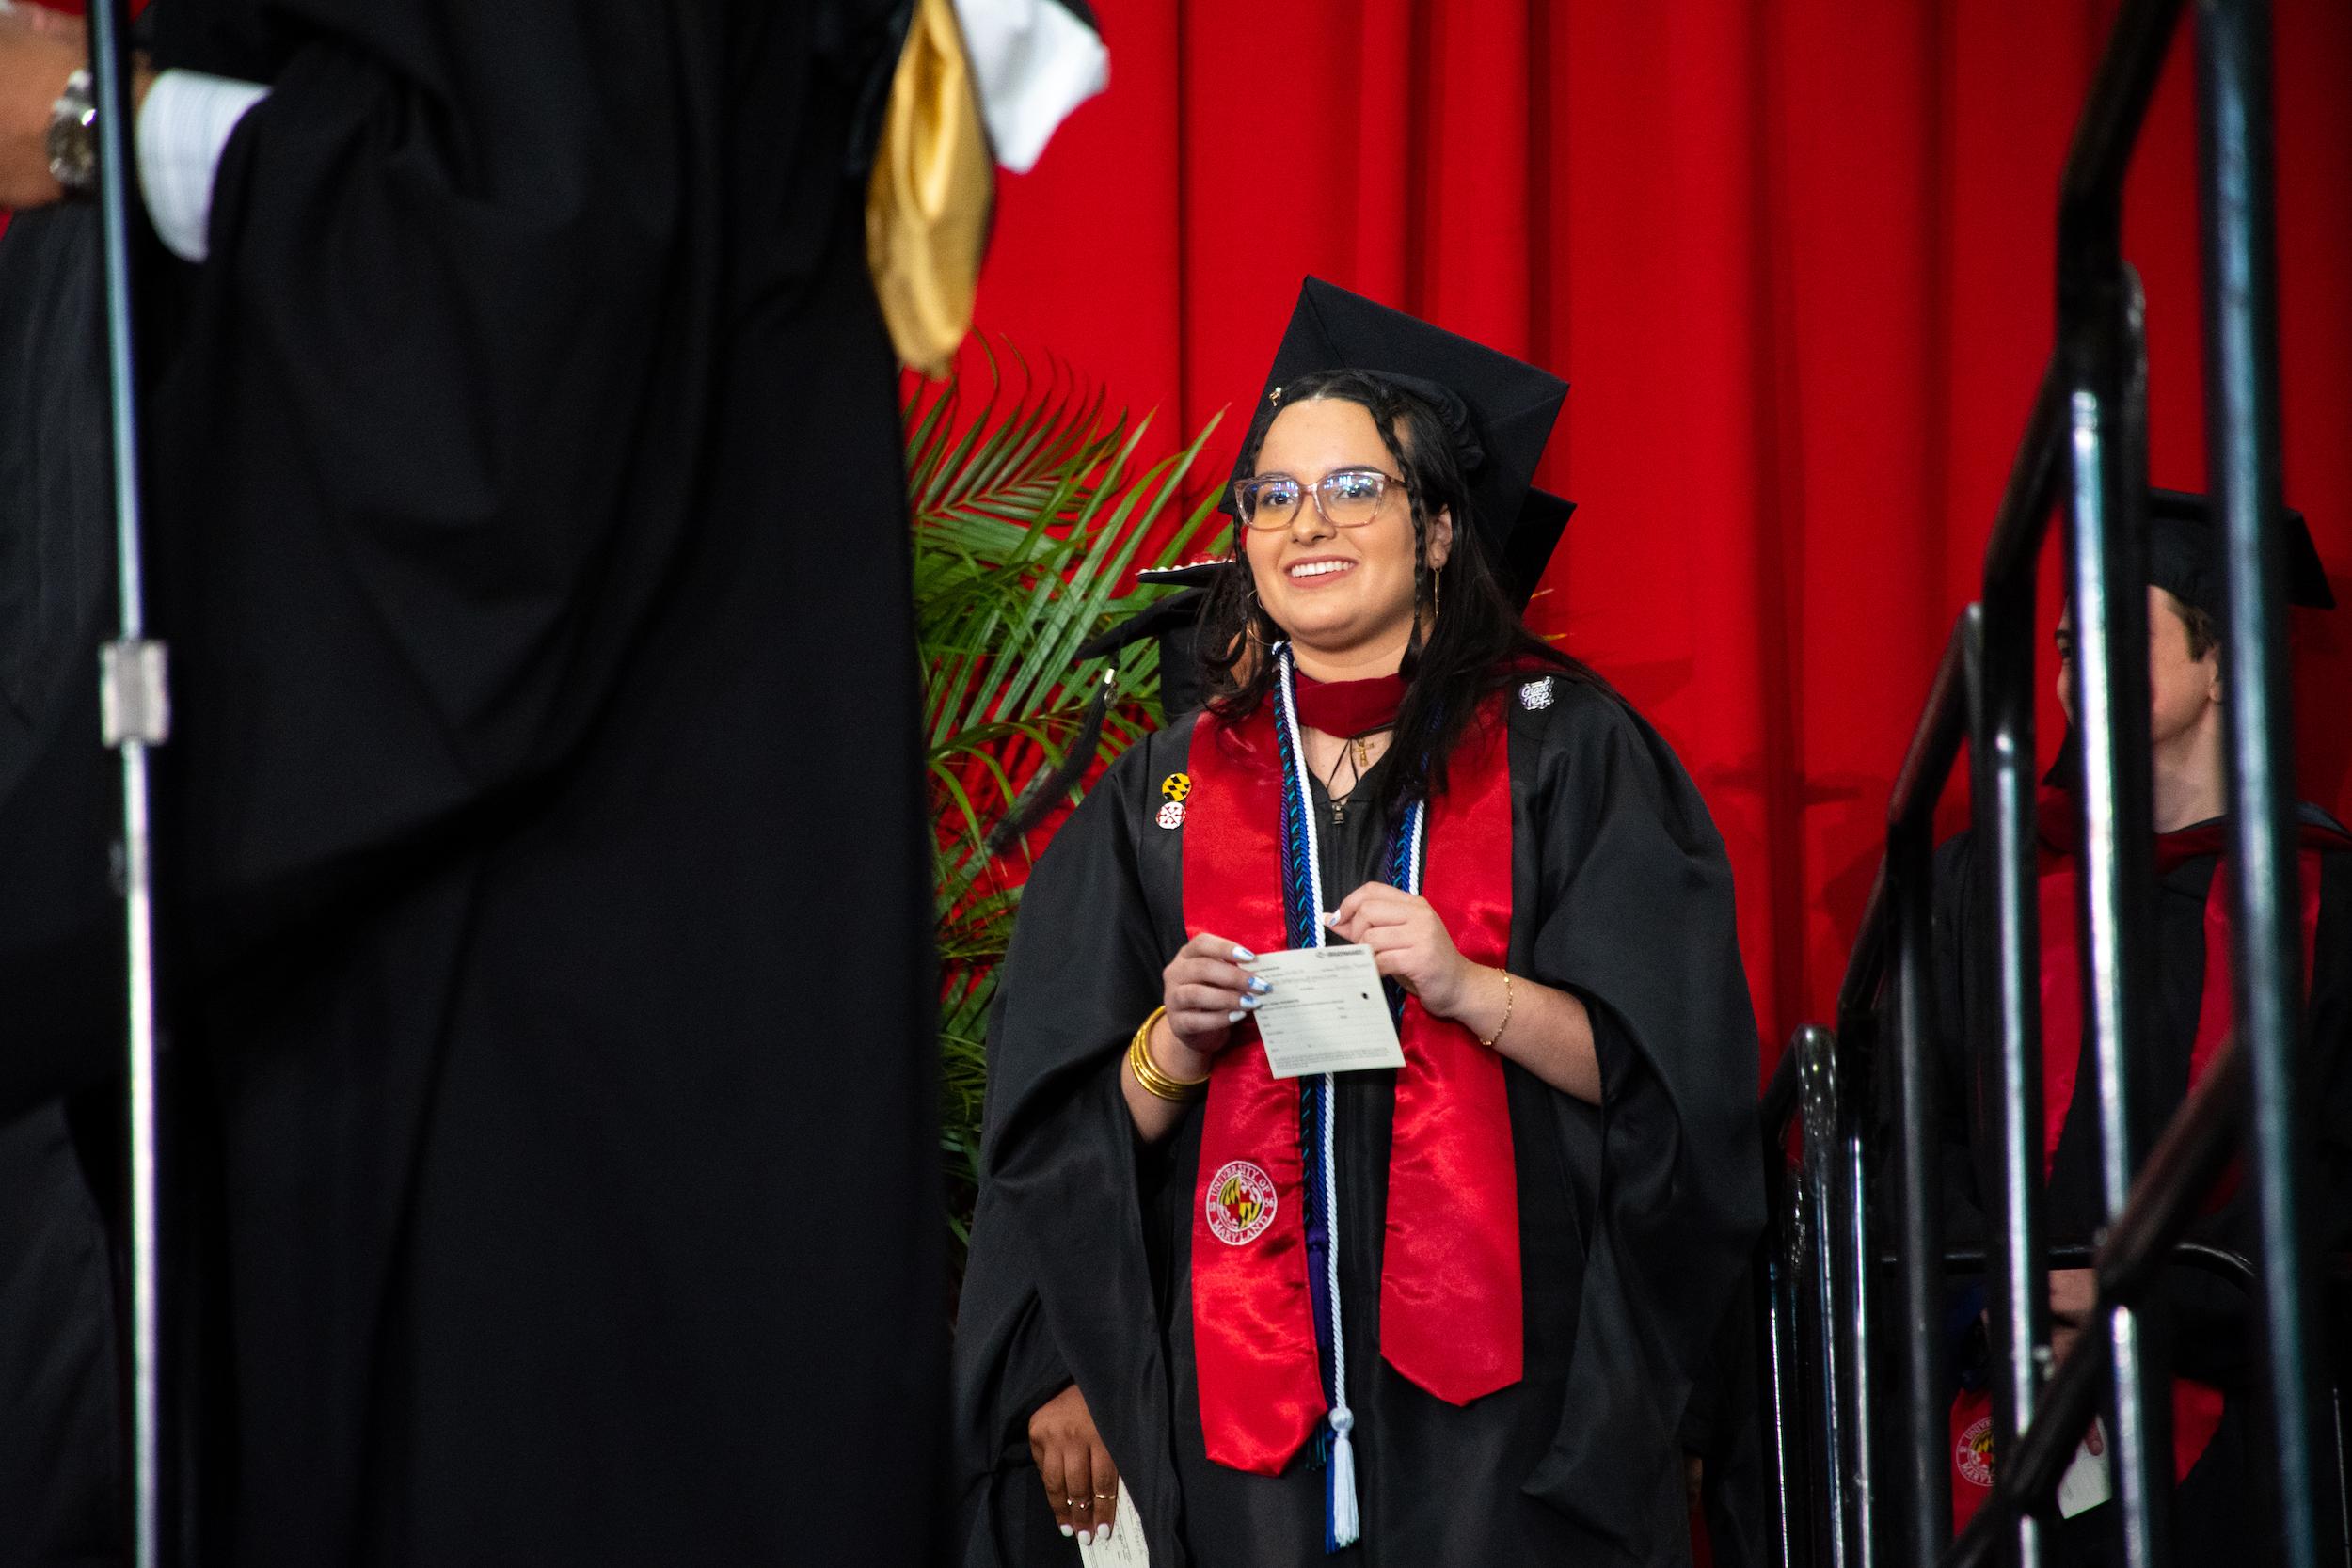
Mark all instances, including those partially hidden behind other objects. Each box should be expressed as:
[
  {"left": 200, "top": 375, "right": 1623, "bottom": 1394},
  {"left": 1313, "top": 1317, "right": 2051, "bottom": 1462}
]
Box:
[
  {"left": 1222, "top": 277, "right": 1570, "bottom": 570},
  {"left": 1502, "top": 489, "right": 1576, "bottom": 610},
  {"left": 2147, "top": 487, "right": 2333, "bottom": 620}
]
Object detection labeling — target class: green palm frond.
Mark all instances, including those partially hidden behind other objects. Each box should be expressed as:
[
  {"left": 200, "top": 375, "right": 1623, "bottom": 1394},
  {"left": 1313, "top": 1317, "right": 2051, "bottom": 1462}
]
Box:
[{"left": 907, "top": 345, "right": 1225, "bottom": 1259}]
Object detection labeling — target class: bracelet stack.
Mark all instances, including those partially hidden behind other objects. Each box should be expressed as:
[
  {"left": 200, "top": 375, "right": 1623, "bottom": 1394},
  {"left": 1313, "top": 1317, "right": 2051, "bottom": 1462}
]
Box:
[
  {"left": 1127, "top": 1006, "right": 1209, "bottom": 1102},
  {"left": 1478, "top": 969, "right": 1516, "bottom": 1050}
]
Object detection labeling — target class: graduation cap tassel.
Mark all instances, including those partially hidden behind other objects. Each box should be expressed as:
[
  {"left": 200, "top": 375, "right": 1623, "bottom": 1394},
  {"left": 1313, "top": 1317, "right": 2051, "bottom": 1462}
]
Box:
[{"left": 983, "top": 669, "right": 1116, "bottom": 858}]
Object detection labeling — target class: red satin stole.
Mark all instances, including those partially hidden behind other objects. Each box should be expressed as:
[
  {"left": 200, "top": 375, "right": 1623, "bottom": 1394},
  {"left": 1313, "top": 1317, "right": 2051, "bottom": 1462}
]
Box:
[
  {"left": 1950, "top": 808, "right": 2333, "bottom": 1530},
  {"left": 1183, "top": 699, "right": 1521, "bottom": 1475}
]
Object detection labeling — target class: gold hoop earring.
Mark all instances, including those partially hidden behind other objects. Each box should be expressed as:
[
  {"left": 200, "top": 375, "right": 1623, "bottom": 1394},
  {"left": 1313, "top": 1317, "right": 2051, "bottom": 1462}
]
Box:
[{"left": 1242, "top": 579, "right": 1270, "bottom": 647}]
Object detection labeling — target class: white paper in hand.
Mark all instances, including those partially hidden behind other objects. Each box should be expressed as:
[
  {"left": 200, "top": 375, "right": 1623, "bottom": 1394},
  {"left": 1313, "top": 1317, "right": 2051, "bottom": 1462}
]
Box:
[
  {"left": 1243, "top": 944, "right": 1406, "bottom": 1079},
  {"left": 2055, "top": 1418, "right": 2114, "bottom": 1519},
  {"left": 1075, "top": 1478, "right": 1150, "bottom": 1567}
]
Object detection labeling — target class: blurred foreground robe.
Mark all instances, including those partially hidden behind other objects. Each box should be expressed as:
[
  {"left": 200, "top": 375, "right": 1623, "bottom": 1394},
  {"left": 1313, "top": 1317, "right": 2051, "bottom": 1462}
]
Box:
[
  {"left": 0, "top": 199, "right": 125, "bottom": 1568},
  {"left": 0, "top": 3, "right": 946, "bottom": 1564}
]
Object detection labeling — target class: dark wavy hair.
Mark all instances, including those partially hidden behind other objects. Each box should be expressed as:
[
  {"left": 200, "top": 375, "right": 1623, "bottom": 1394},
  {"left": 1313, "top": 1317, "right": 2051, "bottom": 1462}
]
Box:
[{"left": 1197, "top": 368, "right": 1599, "bottom": 821}]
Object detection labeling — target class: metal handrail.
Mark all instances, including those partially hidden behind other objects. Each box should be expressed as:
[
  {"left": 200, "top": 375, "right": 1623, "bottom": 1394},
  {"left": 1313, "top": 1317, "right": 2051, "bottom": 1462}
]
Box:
[
  {"left": 85, "top": 2, "right": 170, "bottom": 1565},
  {"left": 1756, "top": 3, "right": 2321, "bottom": 1564},
  {"left": 1945, "top": 1038, "right": 2248, "bottom": 1568}
]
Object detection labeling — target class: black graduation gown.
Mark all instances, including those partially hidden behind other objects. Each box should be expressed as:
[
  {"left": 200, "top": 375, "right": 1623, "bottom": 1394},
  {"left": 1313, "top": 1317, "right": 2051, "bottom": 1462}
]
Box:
[
  {"left": 0, "top": 198, "right": 128, "bottom": 1568},
  {"left": 956, "top": 678, "right": 1765, "bottom": 1568},
  {"left": 0, "top": 4, "right": 946, "bottom": 1564},
  {"left": 0, "top": 1101, "right": 121, "bottom": 1568},
  {"left": 1930, "top": 816, "right": 2352, "bottom": 1565}
]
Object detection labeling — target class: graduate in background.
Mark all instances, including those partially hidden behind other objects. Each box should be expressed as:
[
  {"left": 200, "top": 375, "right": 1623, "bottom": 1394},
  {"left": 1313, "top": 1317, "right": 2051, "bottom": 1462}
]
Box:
[
  {"left": 1931, "top": 493, "right": 2352, "bottom": 1563},
  {"left": 0, "top": 2, "right": 959, "bottom": 1561},
  {"left": 955, "top": 279, "right": 1765, "bottom": 1567}
]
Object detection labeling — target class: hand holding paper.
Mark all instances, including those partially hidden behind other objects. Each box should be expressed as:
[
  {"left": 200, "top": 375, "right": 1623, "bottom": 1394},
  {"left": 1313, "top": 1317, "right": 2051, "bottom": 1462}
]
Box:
[
  {"left": 1323, "top": 881, "right": 1479, "bottom": 1017},
  {"left": 1243, "top": 943, "right": 1405, "bottom": 1078}
]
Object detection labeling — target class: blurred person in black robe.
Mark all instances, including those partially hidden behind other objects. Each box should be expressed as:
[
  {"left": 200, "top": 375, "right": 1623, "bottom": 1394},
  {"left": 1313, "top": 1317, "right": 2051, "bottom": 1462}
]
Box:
[
  {"left": 954, "top": 280, "right": 1765, "bottom": 1567},
  {"left": 0, "top": 3, "right": 948, "bottom": 1563},
  {"left": 0, "top": 188, "right": 126, "bottom": 1568},
  {"left": 1931, "top": 492, "right": 2352, "bottom": 1564}
]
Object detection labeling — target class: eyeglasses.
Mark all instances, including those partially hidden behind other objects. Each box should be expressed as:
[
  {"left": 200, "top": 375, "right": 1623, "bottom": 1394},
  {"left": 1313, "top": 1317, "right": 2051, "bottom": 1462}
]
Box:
[{"left": 1231, "top": 467, "right": 1406, "bottom": 531}]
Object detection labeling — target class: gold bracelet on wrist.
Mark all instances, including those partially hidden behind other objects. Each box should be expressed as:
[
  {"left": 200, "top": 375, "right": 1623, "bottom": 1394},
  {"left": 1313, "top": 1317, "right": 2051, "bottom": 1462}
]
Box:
[
  {"left": 1127, "top": 1006, "right": 1209, "bottom": 1102},
  {"left": 1477, "top": 969, "right": 1516, "bottom": 1051}
]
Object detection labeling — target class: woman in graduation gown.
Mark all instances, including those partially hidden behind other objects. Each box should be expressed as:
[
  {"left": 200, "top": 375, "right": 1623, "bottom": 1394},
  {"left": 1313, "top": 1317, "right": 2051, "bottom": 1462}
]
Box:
[
  {"left": 1930, "top": 492, "right": 2352, "bottom": 1564},
  {"left": 956, "top": 281, "right": 1765, "bottom": 1567}
]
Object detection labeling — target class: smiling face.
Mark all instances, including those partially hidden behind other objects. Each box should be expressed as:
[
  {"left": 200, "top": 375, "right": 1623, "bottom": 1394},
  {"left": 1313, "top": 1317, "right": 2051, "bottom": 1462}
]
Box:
[{"left": 1241, "top": 397, "right": 1453, "bottom": 673}]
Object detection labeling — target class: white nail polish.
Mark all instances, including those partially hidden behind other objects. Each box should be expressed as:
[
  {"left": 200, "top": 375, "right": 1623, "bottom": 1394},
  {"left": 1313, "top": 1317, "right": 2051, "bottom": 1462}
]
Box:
[
  {"left": 1231, "top": 944, "right": 1255, "bottom": 961},
  {"left": 1059, "top": 1524, "right": 1074, "bottom": 1538},
  {"left": 1227, "top": 1009, "right": 1246, "bottom": 1023}
]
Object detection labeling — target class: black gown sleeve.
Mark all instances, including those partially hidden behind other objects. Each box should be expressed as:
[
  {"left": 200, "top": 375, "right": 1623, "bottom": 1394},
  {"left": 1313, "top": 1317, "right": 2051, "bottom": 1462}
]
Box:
[
  {"left": 1, "top": 1, "right": 911, "bottom": 1103},
  {"left": 1512, "top": 683, "right": 1767, "bottom": 1564},
  {"left": 954, "top": 728, "right": 1191, "bottom": 1568},
  {"left": 0, "top": 202, "right": 135, "bottom": 1120},
  {"left": 146, "top": 0, "right": 706, "bottom": 948}
]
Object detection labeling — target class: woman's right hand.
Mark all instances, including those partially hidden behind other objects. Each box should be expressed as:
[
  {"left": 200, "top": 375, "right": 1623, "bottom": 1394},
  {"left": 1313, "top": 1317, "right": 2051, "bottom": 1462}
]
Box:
[{"left": 1161, "top": 931, "right": 1267, "bottom": 1060}]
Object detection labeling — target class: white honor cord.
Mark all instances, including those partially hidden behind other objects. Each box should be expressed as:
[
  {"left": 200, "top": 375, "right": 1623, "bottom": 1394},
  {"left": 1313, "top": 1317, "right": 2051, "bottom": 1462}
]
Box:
[{"left": 1273, "top": 647, "right": 1360, "bottom": 1545}]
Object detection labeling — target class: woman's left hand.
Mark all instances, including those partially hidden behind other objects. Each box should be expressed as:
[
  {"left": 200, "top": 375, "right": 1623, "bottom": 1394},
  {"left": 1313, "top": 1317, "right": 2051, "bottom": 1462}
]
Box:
[{"left": 1325, "top": 882, "right": 1475, "bottom": 1020}]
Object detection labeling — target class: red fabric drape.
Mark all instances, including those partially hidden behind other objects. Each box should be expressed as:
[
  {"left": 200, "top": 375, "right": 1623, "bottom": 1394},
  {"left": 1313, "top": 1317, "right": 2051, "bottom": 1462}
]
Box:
[{"left": 973, "top": 0, "right": 2352, "bottom": 1063}]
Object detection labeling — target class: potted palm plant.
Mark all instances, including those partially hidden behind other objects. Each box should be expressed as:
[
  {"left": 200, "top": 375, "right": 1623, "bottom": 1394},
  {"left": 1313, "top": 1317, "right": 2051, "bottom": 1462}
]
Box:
[{"left": 906, "top": 348, "right": 1223, "bottom": 1252}]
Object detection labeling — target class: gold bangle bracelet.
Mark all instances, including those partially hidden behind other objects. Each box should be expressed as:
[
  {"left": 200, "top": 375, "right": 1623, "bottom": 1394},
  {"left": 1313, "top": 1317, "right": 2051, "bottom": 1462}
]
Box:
[
  {"left": 1477, "top": 969, "right": 1516, "bottom": 1051},
  {"left": 1128, "top": 1006, "right": 1208, "bottom": 1102}
]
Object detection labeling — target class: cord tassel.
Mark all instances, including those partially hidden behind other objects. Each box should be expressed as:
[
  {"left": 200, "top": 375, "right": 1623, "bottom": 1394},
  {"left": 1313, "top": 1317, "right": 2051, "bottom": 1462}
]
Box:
[{"left": 1326, "top": 1409, "right": 1360, "bottom": 1550}]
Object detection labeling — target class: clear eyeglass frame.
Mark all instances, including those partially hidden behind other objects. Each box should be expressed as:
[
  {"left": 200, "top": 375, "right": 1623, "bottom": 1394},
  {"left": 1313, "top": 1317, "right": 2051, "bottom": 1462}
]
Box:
[{"left": 1231, "top": 467, "right": 1408, "bottom": 531}]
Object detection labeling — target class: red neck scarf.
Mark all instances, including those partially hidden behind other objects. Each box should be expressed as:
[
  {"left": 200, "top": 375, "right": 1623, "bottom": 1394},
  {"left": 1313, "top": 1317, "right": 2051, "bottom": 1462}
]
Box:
[
  {"left": 1291, "top": 672, "right": 1407, "bottom": 739},
  {"left": 1179, "top": 692, "right": 1521, "bottom": 1476}
]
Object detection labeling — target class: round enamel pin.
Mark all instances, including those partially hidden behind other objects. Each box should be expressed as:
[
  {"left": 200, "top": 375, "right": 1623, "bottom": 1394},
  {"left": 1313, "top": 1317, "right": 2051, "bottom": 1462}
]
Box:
[
  {"left": 1518, "top": 675, "right": 1556, "bottom": 711},
  {"left": 1156, "top": 800, "right": 1186, "bottom": 830},
  {"left": 1205, "top": 1160, "right": 1278, "bottom": 1246},
  {"left": 1955, "top": 1416, "right": 1994, "bottom": 1488},
  {"left": 1161, "top": 771, "right": 1192, "bottom": 802}
]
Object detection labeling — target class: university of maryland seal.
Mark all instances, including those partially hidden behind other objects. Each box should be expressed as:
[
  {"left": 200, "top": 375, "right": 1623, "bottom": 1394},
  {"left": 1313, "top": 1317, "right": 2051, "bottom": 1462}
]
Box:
[
  {"left": 1955, "top": 1415, "right": 1995, "bottom": 1489},
  {"left": 1205, "top": 1160, "right": 1278, "bottom": 1246}
]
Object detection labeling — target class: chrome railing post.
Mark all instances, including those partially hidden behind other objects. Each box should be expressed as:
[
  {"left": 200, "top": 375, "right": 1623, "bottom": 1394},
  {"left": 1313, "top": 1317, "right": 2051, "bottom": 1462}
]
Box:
[{"left": 2194, "top": 5, "right": 2322, "bottom": 1564}]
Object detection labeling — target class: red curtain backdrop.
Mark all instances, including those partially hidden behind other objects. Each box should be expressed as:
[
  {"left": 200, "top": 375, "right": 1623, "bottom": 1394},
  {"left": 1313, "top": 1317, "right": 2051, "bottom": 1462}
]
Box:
[
  {"left": 7, "top": 1, "right": 2344, "bottom": 1062},
  {"left": 972, "top": 0, "right": 2352, "bottom": 1066}
]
